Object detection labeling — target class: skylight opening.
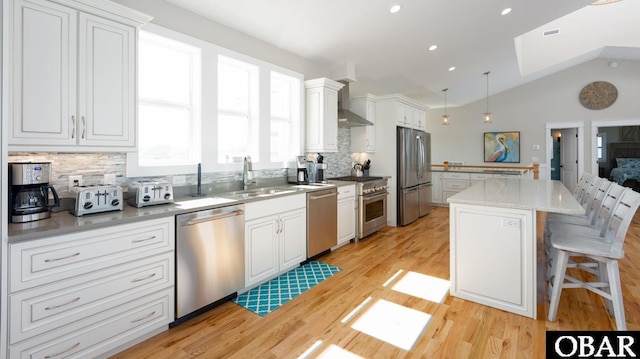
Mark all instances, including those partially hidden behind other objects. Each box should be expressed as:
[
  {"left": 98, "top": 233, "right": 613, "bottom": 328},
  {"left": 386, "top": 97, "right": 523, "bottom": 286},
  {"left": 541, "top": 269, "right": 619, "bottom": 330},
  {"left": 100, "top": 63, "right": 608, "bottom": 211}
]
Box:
[
  {"left": 429, "top": 45, "right": 438, "bottom": 51},
  {"left": 501, "top": 8, "right": 512, "bottom": 15},
  {"left": 448, "top": 66, "right": 456, "bottom": 72},
  {"left": 389, "top": 5, "right": 401, "bottom": 13}
]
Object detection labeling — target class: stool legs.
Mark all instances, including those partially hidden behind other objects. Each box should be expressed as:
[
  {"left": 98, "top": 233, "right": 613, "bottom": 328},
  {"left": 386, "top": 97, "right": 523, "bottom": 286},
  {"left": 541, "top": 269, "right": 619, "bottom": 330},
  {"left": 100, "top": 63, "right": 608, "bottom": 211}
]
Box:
[{"left": 548, "top": 249, "right": 568, "bottom": 322}]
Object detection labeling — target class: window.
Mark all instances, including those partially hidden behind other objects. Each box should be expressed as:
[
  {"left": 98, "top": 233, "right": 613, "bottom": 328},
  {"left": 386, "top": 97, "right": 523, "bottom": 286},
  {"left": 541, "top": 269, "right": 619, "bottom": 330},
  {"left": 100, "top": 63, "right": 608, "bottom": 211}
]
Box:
[
  {"left": 128, "top": 28, "right": 201, "bottom": 176},
  {"left": 217, "top": 56, "right": 258, "bottom": 163},
  {"left": 270, "top": 71, "right": 301, "bottom": 163},
  {"left": 128, "top": 24, "right": 303, "bottom": 177},
  {"left": 597, "top": 133, "right": 606, "bottom": 163}
]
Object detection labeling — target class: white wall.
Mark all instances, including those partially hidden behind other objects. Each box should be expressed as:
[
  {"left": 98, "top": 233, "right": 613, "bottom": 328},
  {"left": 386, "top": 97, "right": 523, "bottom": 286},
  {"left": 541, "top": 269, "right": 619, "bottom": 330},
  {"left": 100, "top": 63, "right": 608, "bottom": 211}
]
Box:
[
  {"left": 111, "top": 0, "right": 329, "bottom": 80},
  {"left": 426, "top": 58, "right": 640, "bottom": 174}
]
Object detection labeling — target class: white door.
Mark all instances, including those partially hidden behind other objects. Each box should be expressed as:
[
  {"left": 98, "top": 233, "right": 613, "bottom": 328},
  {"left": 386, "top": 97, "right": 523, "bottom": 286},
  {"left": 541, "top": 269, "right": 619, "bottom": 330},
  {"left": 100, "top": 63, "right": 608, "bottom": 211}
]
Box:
[{"left": 560, "top": 128, "right": 579, "bottom": 192}]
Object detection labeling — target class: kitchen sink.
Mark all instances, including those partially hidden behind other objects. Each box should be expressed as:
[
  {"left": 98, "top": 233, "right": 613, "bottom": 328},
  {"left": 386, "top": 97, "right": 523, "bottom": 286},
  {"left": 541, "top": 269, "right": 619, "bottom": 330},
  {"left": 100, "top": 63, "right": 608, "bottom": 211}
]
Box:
[{"left": 218, "top": 187, "right": 297, "bottom": 200}]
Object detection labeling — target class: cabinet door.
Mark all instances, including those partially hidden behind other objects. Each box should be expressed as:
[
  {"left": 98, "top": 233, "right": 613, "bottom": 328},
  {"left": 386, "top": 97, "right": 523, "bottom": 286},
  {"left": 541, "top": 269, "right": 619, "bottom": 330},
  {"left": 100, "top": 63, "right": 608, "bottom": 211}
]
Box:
[
  {"left": 413, "top": 108, "right": 426, "bottom": 131},
  {"left": 245, "top": 217, "right": 278, "bottom": 287},
  {"left": 322, "top": 88, "right": 339, "bottom": 151},
  {"left": 432, "top": 173, "right": 443, "bottom": 204},
  {"left": 279, "top": 209, "right": 306, "bottom": 271},
  {"left": 364, "top": 100, "right": 376, "bottom": 152},
  {"left": 78, "top": 13, "right": 135, "bottom": 147},
  {"left": 337, "top": 197, "right": 356, "bottom": 244},
  {"left": 10, "top": 0, "right": 77, "bottom": 145},
  {"left": 397, "top": 103, "right": 410, "bottom": 127}
]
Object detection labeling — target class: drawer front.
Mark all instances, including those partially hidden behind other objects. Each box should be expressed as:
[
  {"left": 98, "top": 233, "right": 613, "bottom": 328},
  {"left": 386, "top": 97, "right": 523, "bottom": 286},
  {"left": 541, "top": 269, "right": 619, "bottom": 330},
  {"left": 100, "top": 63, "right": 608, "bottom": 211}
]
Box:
[
  {"left": 443, "top": 172, "right": 470, "bottom": 180},
  {"left": 9, "top": 288, "right": 173, "bottom": 359},
  {"left": 443, "top": 180, "right": 469, "bottom": 191},
  {"left": 10, "top": 217, "right": 174, "bottom": 292},
  {"left": 245, "top": 194, "right": 305, "bottom": 221},
  {"left": 337, "top": 184, "right": 356, "bottom": 200},
  {"left": 10, "top": 253, "right": 173, "bottom": 344},
  {"left": 470, "top": 173, "right": 492, "bottom": 181}
]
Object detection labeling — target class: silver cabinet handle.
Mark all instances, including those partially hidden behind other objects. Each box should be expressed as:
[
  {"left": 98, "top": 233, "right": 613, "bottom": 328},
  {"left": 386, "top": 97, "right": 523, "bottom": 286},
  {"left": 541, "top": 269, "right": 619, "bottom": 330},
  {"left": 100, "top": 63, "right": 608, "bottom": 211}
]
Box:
[
  {"left": 44, "top": 342, "right": 80, "bottom": 358},
  {"left": 45, "top": 297, "right": 80, "bottom": 310},
  {"left": 44, "top": 252, "right": 80, "bottom": 263},
  {"left": 132, "top": 273, "right": 156, "bottom": 283},
  {"left": 81, "top": 116, "right": 86, "bottom": 139},
  {"left": 182, "top": 210, "right": 244, "bottom": 226},
  {"left": 308, "top": 192, "right": 338, "bottom": 200},
  {"left": 131, "top": 235, "right": 157, "bottom": 244},
  {"left": 131, "top": 310, "right": 156, "bottom": 323},
  {"left": 71, "top": 115, "right": 76, "bottom": 139}
]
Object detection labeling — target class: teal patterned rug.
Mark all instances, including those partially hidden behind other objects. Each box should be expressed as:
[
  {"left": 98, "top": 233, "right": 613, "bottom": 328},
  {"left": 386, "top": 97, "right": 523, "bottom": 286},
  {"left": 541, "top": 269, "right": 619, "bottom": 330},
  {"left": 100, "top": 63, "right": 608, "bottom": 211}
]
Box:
[{"left": 233, "top": 261, "right": 341, "bottom": 316}]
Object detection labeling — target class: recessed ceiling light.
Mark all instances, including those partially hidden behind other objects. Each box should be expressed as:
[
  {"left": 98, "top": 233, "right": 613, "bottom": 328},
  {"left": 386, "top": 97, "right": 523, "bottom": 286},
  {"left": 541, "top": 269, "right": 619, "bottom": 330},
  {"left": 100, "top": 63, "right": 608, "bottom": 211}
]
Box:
[
  {"left": 429, "top": 45, "right": 438, "bottom": 51},
  {"left": 448, "top": 66, "right": 456, "bottom": 72},
  {"left": 390, "top": 5, "right": 401, "bottom": 13},
  {"left": 501, "top": 8, "right": 512, "bottom": 15}
]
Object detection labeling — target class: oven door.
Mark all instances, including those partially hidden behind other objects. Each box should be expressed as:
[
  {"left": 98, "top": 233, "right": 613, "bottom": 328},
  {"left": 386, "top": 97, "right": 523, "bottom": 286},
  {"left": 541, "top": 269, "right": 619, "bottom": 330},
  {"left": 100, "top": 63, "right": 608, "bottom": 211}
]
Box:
[{"left": 359, "top": 191, "right": 388, "bottom": 239}]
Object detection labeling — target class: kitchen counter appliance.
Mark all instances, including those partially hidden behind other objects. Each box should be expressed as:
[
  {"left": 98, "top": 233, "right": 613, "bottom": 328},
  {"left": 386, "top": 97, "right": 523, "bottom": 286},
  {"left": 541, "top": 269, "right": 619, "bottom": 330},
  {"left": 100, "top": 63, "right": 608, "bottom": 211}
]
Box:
[
  {"left": 329, "top": 176, "right": 388, "bottom": 240},
  {"left": 306, "top": 188, "right": 338, "bottom": 258},
  {"left": 70, "top": 184, "right": 123, "bottom": 216},
  {"left": 8, "top": 162, "right": 59, "bottom": 223},
  {"left": 128, "top": 180, "right": 174, "bottom": 207},
  {"left": 175, "top": 204, "right": 245, "bottom": 324},
  {"left": 397, "top": 127, "right": 432, "bottom": 226}
]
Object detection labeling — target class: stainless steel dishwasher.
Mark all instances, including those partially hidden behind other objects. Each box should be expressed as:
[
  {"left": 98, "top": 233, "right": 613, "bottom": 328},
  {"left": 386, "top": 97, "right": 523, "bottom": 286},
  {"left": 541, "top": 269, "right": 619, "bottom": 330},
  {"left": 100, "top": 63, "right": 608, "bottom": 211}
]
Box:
[
  {"left": 307, "top": 188, "right": 338, "bottom": 258},
  {"left": 175, "top": 204, "right": 244, "bottom": 321}
]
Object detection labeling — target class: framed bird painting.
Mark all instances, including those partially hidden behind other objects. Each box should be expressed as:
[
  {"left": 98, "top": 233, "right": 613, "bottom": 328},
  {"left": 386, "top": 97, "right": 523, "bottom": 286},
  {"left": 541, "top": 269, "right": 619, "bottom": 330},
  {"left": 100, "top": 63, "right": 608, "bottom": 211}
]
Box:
[{"left": 484, "top": 131, "right": 520, "bottom": 163}]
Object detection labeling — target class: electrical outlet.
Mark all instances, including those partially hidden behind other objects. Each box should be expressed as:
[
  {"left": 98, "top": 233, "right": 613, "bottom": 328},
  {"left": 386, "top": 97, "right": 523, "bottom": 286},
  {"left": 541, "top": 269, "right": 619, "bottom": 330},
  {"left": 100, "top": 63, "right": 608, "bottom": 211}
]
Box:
[
  {"left": 68, "top": 175, "right": 83, "bottom": 190},
  {"left": 532, "top": 144, "right": 540, "bottom": 150},
  {"left": 103, "top": 174, "right": 116, "bottom": 185}
]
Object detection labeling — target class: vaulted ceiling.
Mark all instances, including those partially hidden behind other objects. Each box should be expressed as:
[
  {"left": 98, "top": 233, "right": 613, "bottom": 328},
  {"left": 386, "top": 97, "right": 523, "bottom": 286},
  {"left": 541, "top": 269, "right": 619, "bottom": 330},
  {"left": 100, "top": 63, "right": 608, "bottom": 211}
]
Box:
[{"left": 165, "top": 0, "right": 640, "bottom": 108}]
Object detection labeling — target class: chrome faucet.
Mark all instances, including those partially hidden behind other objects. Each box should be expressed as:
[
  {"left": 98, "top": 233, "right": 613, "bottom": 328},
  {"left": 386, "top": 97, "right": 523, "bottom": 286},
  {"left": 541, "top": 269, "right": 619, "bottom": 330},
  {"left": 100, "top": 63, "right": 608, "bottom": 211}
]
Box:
[{"left": 243, "top": 156, "right": 255, "bottom": 190}]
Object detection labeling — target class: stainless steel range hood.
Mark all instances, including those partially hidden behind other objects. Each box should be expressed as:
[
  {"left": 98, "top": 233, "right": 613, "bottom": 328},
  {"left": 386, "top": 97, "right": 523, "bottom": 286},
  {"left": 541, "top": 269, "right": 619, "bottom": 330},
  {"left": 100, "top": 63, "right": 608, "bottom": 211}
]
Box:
[{"left": 337, "top": 80, "right": 372, "bottom": 127}]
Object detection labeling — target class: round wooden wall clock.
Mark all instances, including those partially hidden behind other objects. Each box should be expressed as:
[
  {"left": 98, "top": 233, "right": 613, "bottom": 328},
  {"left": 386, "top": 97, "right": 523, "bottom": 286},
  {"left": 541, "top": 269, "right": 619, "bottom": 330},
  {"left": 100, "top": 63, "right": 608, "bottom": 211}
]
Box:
[{"left": 579, "top": 81, "right": 618, "bottom": 110}]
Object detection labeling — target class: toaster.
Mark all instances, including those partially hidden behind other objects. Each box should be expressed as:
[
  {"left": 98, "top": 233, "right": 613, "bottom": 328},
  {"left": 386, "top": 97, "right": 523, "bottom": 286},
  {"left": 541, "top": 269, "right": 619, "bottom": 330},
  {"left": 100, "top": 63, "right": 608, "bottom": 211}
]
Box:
[
  {"left": 128, "top": 180, "right": 174, "bottom": 207},
  {"left": 70, "top": 185, "right": 124, "bottom": 216}
]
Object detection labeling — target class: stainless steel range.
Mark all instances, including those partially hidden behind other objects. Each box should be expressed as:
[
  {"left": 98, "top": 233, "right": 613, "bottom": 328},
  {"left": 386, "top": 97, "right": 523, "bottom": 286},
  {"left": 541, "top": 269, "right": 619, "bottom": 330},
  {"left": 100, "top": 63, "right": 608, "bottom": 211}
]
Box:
[{"left": 329, "top": 176, "right": 389, "bottom": 241}]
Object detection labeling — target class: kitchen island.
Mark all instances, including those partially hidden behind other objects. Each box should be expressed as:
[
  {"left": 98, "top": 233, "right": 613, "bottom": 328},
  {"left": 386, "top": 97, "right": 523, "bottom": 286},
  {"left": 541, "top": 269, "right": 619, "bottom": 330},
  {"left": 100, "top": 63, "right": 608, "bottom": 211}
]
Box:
[{"left": 447, "top": 178, "right": 583, "bottom": 318}]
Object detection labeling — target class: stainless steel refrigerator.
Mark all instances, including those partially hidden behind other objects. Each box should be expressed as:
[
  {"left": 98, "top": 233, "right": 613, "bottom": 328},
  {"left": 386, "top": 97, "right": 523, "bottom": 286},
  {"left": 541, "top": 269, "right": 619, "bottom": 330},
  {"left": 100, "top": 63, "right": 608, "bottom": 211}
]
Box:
[{"left": 397, "top": 127, "right": 432, "bottom": 226}]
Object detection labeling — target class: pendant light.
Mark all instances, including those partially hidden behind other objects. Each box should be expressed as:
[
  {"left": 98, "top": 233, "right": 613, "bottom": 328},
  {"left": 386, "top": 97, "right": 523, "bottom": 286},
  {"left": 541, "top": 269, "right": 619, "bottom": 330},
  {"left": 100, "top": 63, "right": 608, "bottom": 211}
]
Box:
[
  {"left": 483, "top": 71, "right": 492, "bottom": 124},
  {"left": 441, "top": 88, "right": 450, "bottom": 125}
]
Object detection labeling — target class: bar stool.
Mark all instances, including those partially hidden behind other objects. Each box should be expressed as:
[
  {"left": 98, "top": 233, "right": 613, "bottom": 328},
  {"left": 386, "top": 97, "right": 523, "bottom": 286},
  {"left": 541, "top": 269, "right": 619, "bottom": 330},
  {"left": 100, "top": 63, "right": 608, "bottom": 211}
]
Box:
[{"left": 547, "top": 187, "right": 640, "bottom": 330}]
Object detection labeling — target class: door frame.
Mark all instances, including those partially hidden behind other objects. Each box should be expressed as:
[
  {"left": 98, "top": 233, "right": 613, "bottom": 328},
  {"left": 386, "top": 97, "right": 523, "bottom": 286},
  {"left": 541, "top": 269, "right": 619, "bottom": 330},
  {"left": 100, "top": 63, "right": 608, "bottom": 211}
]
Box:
[
  {"left": 591, "top": 119, "right": 640, "bottom": 177},
  {"left": 545, "top": 122, "right": 584, "bottom": 180}
]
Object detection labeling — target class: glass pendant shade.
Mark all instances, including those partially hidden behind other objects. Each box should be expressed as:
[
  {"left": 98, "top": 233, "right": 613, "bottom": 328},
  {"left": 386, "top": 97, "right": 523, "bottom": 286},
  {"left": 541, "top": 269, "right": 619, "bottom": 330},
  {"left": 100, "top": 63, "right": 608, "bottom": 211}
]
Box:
[
  {"left": 442, "top": 88, "right": 450, "bottom": 125},
  {"left": 483, "top": 112, "right": 492, "bottom": 124}
]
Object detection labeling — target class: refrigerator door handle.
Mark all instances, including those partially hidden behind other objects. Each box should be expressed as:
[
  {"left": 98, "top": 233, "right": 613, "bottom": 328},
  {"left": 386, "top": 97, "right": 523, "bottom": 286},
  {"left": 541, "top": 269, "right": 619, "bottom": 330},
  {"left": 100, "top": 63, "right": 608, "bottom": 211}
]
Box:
[{"left": 416, "top": 137, "right": 422, "bottom": 180}]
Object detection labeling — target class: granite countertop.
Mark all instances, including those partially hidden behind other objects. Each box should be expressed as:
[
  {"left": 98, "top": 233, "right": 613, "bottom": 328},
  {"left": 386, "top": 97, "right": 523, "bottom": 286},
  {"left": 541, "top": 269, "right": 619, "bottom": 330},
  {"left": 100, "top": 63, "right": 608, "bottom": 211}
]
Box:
[
  {"left": 8, "top": 182, "right": 348, "bottom": 243},
  {"left": 447, "top": 178, "right": 584, "bottom": 214},
  {"left": 431, "top": 168, "right": 522, "bottom": 175}
]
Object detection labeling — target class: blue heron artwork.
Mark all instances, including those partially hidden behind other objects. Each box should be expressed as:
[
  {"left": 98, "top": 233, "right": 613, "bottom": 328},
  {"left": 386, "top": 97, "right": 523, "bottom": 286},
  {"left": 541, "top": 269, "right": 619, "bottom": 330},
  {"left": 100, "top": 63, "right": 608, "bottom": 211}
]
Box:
[{"left": 484, "top": 131, "right": 520, "bottom": 163}]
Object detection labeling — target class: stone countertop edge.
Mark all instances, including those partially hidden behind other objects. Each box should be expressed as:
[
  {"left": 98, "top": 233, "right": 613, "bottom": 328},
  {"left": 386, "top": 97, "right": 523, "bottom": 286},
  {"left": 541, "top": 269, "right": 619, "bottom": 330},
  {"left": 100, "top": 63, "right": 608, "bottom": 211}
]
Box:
[
  {"left": 431, "top": 168, "right": 522, "bottom": 174},
  {"left": 7, "top": 183, "right": 345, "bottom": 243},
  {"left": 447, "top": 178, "right": 585, "bottom": 215}
]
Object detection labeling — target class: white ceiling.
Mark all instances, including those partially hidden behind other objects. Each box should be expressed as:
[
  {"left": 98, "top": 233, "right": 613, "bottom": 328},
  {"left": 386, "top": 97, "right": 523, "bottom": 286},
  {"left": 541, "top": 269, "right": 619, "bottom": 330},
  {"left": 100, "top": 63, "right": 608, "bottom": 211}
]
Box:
[{"left": 165, "top": 0, "right": 640, "bottom": 108}]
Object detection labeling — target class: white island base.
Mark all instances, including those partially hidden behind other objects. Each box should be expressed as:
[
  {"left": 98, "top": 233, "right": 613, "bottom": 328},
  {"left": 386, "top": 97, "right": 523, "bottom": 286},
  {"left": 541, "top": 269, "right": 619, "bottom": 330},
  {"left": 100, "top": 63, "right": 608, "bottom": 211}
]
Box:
[{"left": 448, "top": 178, "right": 584, "bottom": 319}]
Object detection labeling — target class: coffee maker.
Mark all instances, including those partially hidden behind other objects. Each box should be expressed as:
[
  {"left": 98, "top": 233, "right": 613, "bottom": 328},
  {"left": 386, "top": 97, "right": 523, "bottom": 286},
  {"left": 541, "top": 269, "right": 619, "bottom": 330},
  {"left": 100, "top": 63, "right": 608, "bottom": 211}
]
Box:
[
  {"left": 309, "top": 153, "right": 328, "bottom": 184},
  {"left": 8, "top": 162, "right": 60, "bottom": 223}
]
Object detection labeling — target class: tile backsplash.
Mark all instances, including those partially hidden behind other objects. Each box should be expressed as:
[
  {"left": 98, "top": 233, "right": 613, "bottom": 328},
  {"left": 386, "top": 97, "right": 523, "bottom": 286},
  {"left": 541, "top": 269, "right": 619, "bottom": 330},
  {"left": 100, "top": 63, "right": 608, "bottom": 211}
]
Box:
[{"left": 9, "top": 127, "right": 358, "bottom": 198}]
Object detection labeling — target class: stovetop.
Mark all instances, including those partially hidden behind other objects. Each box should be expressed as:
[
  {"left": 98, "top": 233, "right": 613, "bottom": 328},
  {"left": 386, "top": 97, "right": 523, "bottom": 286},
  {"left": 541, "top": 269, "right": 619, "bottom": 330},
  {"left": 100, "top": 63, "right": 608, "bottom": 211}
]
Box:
[{"left": 328, "top": 176, "right": 383, "bottom": 182}]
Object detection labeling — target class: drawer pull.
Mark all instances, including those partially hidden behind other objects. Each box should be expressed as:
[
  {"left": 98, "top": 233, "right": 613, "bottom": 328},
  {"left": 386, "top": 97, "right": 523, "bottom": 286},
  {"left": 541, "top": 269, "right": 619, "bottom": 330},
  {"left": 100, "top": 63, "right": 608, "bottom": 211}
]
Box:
[
  {"left": 44, "top": 342, "right": 80, "bottom": 358},
  {"left": 132, "top": 273, "right": 156, "bottom": 283},
  {"left": 131, "top": 235, "right": 157, "bottom": 244},
  {"left": 131, "top": 310, "right": 156, "bottom": 323},
  {"left": 45, "top": 297, "right": 80, "bottom": 311},
  {"left": 44, "top": 252, "right": 80, "bottom": 263}
]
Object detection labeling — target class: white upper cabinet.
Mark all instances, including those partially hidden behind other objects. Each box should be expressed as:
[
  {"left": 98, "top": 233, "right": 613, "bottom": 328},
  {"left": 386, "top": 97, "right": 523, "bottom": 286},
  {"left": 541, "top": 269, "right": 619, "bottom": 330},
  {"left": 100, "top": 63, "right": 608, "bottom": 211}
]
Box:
[
  {"left": 304, "top": 78, "right": 344, "bottom": 153},
  {"left": 8, "top": 0, "right": 151, "bottom": 151},
  {"left": 377, "top": 94, "right": 428, "bottom": 131},
  {"left": 350, "top": 94, "right": 376, "bottom": 153}
]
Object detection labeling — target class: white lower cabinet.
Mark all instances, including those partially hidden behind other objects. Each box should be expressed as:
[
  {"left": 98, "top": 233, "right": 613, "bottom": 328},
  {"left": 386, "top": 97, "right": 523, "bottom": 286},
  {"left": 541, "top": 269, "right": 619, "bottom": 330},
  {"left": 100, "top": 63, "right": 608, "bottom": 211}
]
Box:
[
  {"left": 7, "top": 217, "right": 175, "bottom": 358},
  {"left": 244, "top": 194, "right": 306, "bottom": 289},
  {"left": 336, "top": 184, "right": 356, "bottom": 246},
  {"left": 431, "top": 172, "right": 443, "bottom": 204},
  {"left": 433, "top": 171, "right": 521, "bottom": 205}
]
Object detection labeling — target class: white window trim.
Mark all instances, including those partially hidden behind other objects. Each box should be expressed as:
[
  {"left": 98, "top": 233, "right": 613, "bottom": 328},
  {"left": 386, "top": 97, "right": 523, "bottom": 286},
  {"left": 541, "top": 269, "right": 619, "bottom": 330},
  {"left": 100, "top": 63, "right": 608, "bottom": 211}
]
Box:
[{"left": 127, "top": 24, "right": 304, "bottom": 177}]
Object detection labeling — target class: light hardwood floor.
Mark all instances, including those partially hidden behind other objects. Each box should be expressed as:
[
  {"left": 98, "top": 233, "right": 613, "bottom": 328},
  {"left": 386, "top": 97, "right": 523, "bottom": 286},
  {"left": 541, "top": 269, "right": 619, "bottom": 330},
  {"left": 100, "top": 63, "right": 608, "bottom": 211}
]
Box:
[{"left": 112, "top": 206, "right": 640, "bottom": 358}]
